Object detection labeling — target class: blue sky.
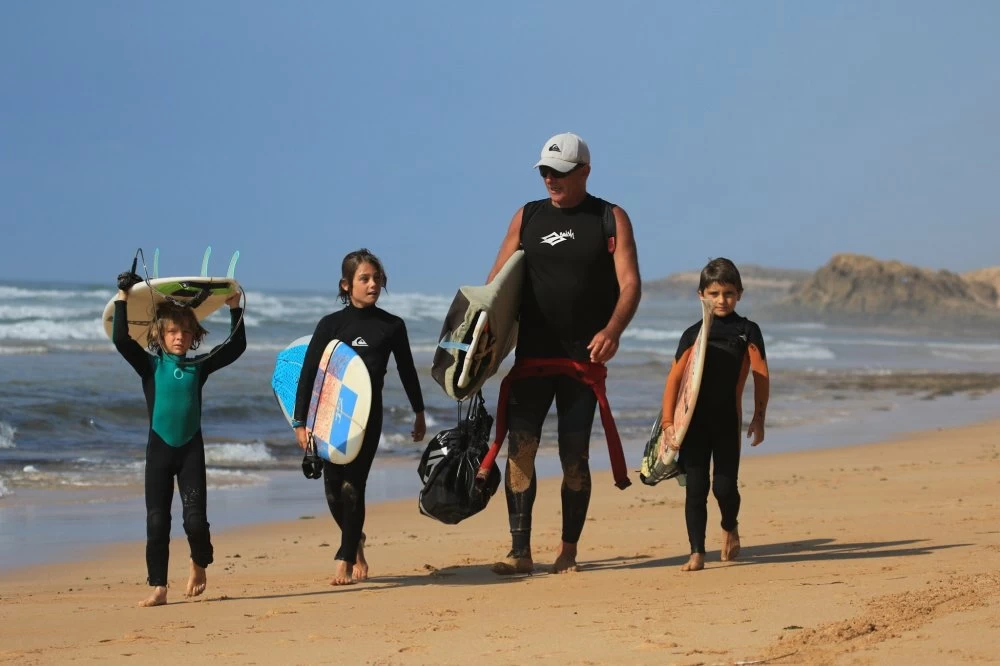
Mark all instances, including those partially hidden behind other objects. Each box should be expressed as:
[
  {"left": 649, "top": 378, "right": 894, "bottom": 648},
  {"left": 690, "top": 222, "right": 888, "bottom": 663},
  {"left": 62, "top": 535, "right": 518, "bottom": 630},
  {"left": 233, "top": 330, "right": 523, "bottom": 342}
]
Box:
[{"left": 2, "top": 2, "right": 998, "bottom": 293}]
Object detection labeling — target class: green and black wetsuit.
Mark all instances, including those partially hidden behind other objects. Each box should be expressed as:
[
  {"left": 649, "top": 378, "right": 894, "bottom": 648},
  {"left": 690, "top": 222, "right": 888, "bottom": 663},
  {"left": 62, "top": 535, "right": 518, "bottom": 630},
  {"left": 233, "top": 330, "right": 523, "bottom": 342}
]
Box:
[{"left": 113, "top": 300, "right": 247, "bottom": 587}]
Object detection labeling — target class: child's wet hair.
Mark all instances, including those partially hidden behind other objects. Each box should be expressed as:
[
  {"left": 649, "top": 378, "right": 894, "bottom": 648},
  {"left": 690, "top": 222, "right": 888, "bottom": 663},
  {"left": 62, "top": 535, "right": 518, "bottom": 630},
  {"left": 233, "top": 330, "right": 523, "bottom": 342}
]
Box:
[
  {"left": 147, "top": 302, "right": 209, "bottom": 353},
  {"left": 698, "top": 257, "right": 744, "bottom": 293},
  {"left": 338, "top": 248, "right": 388, "bottom": 305}
]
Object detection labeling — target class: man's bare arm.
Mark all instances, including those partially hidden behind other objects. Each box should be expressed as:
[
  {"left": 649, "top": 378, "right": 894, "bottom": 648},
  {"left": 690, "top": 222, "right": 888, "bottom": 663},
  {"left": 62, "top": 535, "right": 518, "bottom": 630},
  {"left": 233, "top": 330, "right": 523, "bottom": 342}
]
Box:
[{"left": 486, "top": 208, "right": 524, "bottom": 283}]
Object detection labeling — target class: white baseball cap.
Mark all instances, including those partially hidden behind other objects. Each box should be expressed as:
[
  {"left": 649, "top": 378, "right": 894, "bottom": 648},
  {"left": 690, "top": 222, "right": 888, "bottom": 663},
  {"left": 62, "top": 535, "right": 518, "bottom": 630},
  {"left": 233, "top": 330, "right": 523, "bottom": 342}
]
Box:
[{"left": 534, "top": 132, "right": 590, "bottom": 172}]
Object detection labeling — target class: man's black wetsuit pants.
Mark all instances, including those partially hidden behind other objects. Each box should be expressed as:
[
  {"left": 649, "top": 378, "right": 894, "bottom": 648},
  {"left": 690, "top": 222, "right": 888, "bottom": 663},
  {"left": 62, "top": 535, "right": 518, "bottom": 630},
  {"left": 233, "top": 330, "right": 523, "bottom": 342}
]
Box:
[{"left": 504, "top": 375, "right": 596, "bottom": 556}]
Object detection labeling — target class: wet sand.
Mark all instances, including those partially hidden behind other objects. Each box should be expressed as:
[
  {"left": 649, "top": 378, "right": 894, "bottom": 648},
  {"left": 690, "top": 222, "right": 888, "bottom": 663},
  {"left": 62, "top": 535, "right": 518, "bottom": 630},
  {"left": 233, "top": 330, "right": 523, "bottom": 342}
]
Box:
[{"left": 1, "top": 419, "right": 998, "bottom": 665}]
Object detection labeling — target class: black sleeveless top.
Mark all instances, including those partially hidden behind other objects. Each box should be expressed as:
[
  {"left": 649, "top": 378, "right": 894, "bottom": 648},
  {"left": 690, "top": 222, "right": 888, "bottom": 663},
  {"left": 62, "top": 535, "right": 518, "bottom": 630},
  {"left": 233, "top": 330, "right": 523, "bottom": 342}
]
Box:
[{"left": 516, "top": 194, "right": 619, "bottom": 360}]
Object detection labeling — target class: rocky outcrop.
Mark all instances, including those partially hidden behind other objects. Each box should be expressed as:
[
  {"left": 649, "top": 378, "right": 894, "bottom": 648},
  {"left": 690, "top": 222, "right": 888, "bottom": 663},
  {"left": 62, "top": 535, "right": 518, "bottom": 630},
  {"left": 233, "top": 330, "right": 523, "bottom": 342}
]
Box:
[
  {"left": 644, "top": 264, "right": 809, "bottom": 302},
  {"left": 762, "top": 254, "right": 1000, "bottom": 331},
  {"left": 964, "top": 267, "right": 1000, "bottom": 307}
]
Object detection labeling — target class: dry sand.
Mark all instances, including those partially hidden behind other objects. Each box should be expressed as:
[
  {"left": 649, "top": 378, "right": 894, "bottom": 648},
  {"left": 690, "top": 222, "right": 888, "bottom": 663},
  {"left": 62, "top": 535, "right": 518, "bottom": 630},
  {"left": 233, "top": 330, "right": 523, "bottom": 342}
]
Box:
[{"left": 2, "top": 420, "right": 999, "bottom": 665}]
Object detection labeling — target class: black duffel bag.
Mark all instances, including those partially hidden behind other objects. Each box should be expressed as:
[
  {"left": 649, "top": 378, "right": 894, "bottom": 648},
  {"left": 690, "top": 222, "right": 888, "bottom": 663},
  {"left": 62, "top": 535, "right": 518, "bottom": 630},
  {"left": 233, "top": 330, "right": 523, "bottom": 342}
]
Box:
[{"left": 417, "top": 392, "right": 501, "bottom": 524}]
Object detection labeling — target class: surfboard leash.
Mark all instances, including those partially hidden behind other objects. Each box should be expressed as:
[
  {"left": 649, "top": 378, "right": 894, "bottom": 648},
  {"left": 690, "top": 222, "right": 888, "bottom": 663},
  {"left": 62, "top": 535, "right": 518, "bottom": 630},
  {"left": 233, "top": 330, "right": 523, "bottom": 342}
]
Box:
[{"left": 127, "top": 247, "right": 248, "bottom": 368}]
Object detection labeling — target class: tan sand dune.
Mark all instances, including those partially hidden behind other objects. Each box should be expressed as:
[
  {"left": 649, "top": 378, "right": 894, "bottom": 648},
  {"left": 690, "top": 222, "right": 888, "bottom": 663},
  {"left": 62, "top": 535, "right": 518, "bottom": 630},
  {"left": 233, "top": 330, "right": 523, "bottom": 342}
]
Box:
[{"left": 2, "top": 420, "right": 998, "bottom": 665}]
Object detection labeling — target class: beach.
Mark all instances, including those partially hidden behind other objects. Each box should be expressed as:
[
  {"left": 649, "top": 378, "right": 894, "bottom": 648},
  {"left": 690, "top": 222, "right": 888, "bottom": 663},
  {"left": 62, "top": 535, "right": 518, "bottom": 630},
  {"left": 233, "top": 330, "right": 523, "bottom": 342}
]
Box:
[{"left": 2, "top": 418, "right": 998, "bottom": 665}]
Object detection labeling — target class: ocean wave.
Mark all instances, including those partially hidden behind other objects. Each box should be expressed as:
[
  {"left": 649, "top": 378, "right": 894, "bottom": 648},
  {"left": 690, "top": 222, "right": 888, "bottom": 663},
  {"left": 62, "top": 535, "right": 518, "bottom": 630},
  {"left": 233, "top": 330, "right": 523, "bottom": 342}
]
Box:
[
  {"left": 205, "top": 468, "right": 268, "bottom": 488},
  {"left": 231, "top": 290, "right": 452, "bottom": 325},
  {"left": 238, "top": 291, "right": 335, "bottom": 323},
  {"left": 51, "top": 342, "right": 116, "bottom": 353},
  {"left": 204, "top": 442, "right": 276, "bottom": 466},
  {"left": 0, "top": 304, "right": 107, "bottom": 321},
  {"left": 73, "top": 458, "right": 145, "bottom": 471},
  {"left": 377, "top": 292, "right": 452, "bottom": 321},
  {"left": 246, "top": 341, "right": 306, "bottom": 353},
  {"left": 10, "top": 465, "right": 137, "bottom": 488},
  {"left": 410, "top": 343, "right": 441, "bottom": 354},
  {"left": 0, "top": 345, "right": 50, "bottom": 355},
  {"left": 0, "top": 318, "right": 106, "bottom": 341},
  {"left": 378, "top": 432, "right": 423, "bottom": 455},
  {"left": 619, "top": 345, "right": 673, "bottom": 358},
  {"left": 0, "top": 422, "right": 15, "bottom": 449},
  {"left": 622, "top": 327, "right": 685, "bottom": 342},
  {"left": 767, "top": 341, "right": 836, "bottom": 361},
  {"left": 777, "top": 322, "right": 828, "bottom": 330},
  {"left": 0, "top": 285, "right": 112, "bottom": 300}
]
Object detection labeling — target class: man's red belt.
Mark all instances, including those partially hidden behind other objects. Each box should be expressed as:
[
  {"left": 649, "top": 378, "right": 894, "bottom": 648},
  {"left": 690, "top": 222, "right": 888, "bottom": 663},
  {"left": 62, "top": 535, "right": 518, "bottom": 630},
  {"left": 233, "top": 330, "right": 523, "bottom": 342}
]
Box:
[{"left": 476, "top": 358, "right": 632, "bottom": 490}]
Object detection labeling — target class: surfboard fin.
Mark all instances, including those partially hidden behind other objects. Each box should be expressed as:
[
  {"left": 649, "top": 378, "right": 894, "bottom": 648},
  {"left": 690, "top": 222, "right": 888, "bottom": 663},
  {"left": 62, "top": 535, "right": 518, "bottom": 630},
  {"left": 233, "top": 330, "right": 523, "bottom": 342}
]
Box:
[
  {"left": 227, "top": 251, "right": 240, "bottom": 279},
  {"left": 152, "top": 248, "right": 160, "bottom": 278},
  {"left": 200, "top": 246, "right": 212, "bottom": 277}
]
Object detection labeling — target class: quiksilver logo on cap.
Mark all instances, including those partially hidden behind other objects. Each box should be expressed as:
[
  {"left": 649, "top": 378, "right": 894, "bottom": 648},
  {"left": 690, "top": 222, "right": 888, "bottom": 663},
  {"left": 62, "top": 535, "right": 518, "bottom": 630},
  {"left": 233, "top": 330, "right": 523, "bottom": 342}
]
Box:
[{"left": 548, "top": 144, "right": 561, "bottom": 152}]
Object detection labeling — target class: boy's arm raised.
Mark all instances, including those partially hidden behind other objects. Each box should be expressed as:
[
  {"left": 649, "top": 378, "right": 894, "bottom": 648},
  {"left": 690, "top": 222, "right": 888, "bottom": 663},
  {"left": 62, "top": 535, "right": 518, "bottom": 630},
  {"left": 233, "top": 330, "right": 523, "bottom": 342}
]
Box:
[
  {"left": 112, "top": 288, "right": 151, "bottom": 377},
  {"left": 200, "top": 291, "right": 247, "bottom": 375}
]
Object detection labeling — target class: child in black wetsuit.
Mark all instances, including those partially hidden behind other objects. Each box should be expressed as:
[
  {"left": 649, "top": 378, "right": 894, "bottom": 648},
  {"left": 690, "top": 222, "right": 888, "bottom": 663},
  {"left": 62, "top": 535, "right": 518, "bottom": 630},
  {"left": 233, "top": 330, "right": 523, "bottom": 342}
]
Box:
[
  {"left": 292, "top": 249, "right": 426, "bottom": 585},
  {"left": 112, "top": 271, "right": 246, "bottom": 607},
  {"left": 659, "top": 258, "right": 770, "bottom": 572}
]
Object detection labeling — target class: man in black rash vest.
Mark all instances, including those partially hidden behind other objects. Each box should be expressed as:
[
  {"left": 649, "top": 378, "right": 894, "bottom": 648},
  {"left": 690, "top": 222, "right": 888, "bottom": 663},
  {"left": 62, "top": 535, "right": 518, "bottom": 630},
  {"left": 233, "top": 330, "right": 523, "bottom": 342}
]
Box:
[{"left": 486, "top": 132, "right": 641, "bottom": 575}]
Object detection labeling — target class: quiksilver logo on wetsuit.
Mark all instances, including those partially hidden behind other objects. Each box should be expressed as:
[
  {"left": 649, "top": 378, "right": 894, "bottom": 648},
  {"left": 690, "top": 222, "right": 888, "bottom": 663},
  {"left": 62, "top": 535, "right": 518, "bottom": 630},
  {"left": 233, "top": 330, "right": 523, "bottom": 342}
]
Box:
[
  {"left": 540, "top": 231, "right": 575, "bottom": 246},
  {"left": 352, "top": 337, "right": 368, "bottom": 347}
]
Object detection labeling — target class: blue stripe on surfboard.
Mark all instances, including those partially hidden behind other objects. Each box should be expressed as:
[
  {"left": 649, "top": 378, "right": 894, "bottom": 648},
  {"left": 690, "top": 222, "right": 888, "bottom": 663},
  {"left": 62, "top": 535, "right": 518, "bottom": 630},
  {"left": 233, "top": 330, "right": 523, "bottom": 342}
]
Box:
[
  {"left": 330, "top": 386, "right": 358, "bottom": 454},
  {"left": 328, "top": 344, "right": 353, "bottom": 378}
]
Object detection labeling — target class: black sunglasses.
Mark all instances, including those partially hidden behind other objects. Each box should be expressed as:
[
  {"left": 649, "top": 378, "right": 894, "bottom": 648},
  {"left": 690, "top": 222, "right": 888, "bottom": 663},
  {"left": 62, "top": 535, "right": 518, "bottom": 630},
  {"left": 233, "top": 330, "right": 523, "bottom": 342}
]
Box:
[{"left": 538, "top": 163, "right": 585, "bottom": 179}]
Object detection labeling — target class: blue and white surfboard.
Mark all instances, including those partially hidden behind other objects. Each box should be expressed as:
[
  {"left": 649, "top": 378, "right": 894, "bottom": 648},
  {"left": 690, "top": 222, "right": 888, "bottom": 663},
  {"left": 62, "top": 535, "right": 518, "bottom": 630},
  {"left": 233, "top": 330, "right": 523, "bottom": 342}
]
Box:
[{"left": 272, "top": 336, "right": 372, "bottom": 465}]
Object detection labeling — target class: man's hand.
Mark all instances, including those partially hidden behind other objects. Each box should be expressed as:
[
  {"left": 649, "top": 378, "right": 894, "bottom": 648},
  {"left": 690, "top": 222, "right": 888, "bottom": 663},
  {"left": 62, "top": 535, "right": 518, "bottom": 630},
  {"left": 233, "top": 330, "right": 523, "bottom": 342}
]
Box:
[
  {"left": 225, "top": 290, "right": 241, "bottom": 309},
  {"left": 587, "top": 327, "right": 621, "bottom": 364}
]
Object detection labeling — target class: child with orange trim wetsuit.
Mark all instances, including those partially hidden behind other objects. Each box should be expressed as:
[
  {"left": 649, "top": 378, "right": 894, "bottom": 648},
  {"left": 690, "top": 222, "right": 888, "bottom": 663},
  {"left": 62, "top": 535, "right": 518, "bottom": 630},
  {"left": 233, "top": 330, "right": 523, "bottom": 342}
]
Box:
[{"left": 659, "top": 258, "right": 769, "bottom": 572}]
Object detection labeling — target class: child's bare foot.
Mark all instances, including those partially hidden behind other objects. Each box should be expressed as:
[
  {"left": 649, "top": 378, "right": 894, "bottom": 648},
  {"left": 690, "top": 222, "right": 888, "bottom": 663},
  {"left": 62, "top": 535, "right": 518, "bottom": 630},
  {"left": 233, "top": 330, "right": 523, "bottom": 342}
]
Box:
[
  {"left": 550, "top": 542, "right": 579, "bottom": 574},
  {"left": 353, "top": 537, "right": 369, "bottom": 582},
  {"left": 184, "top": 560, "right": 207, "bottom": 598},
  {"left": 680, "top": 553, "right": 705, "bottom": 571},
  {"left": 138, "top": 585, "right": 168, "bottom": 607},
  {"left": 721, "top": 526, "right": 741, "bottom": 561},
  {"left": 330, "top": 559, "right": 355, "bottom": 586},
  {"left": 491, "top": 551, "right": 533, "bottom": 575}
]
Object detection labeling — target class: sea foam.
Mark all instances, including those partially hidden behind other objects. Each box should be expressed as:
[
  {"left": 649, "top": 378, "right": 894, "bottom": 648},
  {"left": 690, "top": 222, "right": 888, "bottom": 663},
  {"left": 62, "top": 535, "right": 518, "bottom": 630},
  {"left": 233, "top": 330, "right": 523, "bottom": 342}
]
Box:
[{"left": 0, "top": 422, "right": 16, "bottom": 449}]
